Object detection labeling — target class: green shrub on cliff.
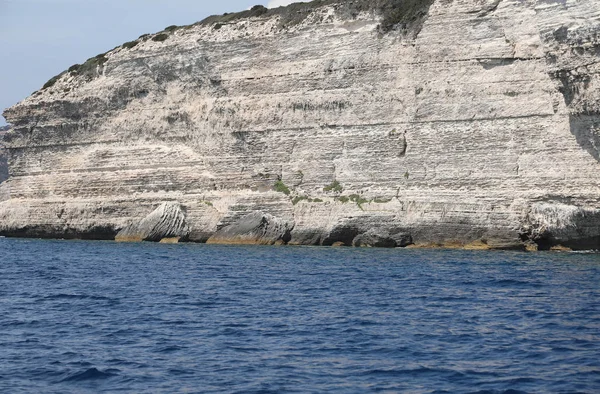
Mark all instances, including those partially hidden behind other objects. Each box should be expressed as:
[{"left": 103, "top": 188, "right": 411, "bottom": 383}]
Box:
[
  {"left": 152, "top": 33, "right": 169, "bottom": 42},
  {"left": 292, "top": 196, "right": 326, "bottom": 205},
  {"left": 324, "top": 180, "right": 343, "bottom": 193},
  {"left": 42, "top": 0, "right": 435, "bottom": 91},
  {"left": 122, "top": 40, "right": 139, "bottom": 49},
  {"left": 378, "top": 0, "right": 435, "bottom": 33},
  {"left": 349, "top": 194, "right": 369, "bottom": 207},
  {"left": 68, "top": 54, "right": 108, "bottom": 80},
  {"left": 337, "top": 196, "right": 350, "bottom": 203},
  {"left": 44, "top": 53, "right": 107, "bottom": 87},
  {"left": 274, "top": 180, "right": 291, "bottom": 195},
  {"left": 199, "top": 0, "right": 434, "bottom": 33},
  {"left": 200, "top": 5, "right": 268, "bottom": 25},
  {"left": 373, "top": 197, "right": 392, "bottom": 203},
  {"left": 292, "top": 196, "right": 308, "bottom": 205},
  {"left": 42, "top": 73, "right": 65, "bottom": 90}
]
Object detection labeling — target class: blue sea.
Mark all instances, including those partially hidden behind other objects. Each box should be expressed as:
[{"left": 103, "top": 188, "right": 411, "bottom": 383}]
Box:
[{"left": 0, "top": 238, "right": 599, "bottom": 393}]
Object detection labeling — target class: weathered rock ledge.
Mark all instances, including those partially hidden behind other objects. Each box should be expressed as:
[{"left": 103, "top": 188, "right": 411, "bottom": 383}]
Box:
[{"left": 1, "top": 0, "right": 599, "bottom": 250}]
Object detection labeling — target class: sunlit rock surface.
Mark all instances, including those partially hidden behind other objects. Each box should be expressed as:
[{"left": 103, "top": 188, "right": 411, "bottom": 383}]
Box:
[
  {"left": 115, "top": 202, "right": 189, "bottom": 242},
  {"left": 1, "top": 0, "right": 599, "bottom": 249},
  {"left": 0, "top": 128, "right": 7, "bottom": 184},
  {"left": 0, "top": 127, "right": 8, "bottom": 202}
]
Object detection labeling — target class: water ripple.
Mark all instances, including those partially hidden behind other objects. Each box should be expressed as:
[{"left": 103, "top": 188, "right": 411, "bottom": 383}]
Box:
[
  {"left": 0, "top": 239, "right": 599, "bottom": 393},
  {"left": 59, "top": 367, "right": 118, "bottom": 382}
]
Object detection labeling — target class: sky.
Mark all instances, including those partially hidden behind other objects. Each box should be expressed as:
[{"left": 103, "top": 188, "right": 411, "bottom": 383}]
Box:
[{"left": 0, "top": 0, "right": 305, "bottom": 126}]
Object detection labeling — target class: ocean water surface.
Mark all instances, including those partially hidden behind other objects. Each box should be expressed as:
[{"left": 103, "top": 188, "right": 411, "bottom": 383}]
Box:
[{"left": 0, "top": 238, "right": 599, "bottom": 393}]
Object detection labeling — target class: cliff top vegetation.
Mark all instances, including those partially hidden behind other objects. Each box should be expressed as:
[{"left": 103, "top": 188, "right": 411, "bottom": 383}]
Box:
[
  {"left": 200, "top": 0, "right": 435, "bottom": 34},
  {"left": 40, "top": 0, "right": 434, "bottom": 91}
]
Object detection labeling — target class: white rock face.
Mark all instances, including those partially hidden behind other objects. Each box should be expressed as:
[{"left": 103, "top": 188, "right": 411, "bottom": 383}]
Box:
[
  {"left": 1, "top": 0, "right": 599, "bottom": 249},
  {"left": 0, "top": 130, "right": 7, "bottom": 184},
  {"left": 115, "top": 202, "right": 189, "bottom": 242},
  {"left": 0, "top": 129, "right": 9, "bottom": 202}
]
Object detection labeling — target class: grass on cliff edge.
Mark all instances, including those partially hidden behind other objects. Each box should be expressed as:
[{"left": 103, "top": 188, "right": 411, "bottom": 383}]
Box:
[
  {"left": 200, "top": 0, "right": 435, "bottom": 33},
  {"left": 42, "top": 53, "right": 108, "bottom": 90},
  {"left": 40, "top": 0, "right": 434, "bottom": 91}
]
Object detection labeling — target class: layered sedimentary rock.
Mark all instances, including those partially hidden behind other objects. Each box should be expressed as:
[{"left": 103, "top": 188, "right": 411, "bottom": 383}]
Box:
[
  {"left": 115, "top": 202, "right": 189, "bottom": 242},
  {"left": 0, "top": 128, "right": 8, "bottom": 184},
  {"left": 206, "top": 211, "right": 293, "bottom": 245},
  {"left": 1, "top": 0, "right": 599, "bottom": 249},
  {"left": 0, "top": 127, "right": 9, "bottom": 203}
]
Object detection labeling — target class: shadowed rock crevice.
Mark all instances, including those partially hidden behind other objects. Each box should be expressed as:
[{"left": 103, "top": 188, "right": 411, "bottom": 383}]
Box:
[
  {"left": 569, "top": 115, "right": 600, "bottom": 162},
  {"left": 352, "top": 230, "right": 397, "bottom": 248},
  {"left": 0, "top": 225, "right": 118, "bottom": 240},
  {"left": 207, "top": 211, "right": 293, "bottom": 245},
  {"left": 553, "top": 70, "right": 592, "bottom": 107},
  {"left": 321, "top": 225, "right": 361, "bottom": 246},
  {"left": 521, "top": 203, "right": 600, "bottom": 251},
  {"left": 545, "top": 24, "right": 600, "bottom": 164},
  {"left": 352, "top": 228, "right": 413, "bottom": 248}
]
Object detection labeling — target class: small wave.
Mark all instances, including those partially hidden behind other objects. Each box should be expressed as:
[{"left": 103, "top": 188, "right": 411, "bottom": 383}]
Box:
[
  {"left": 2, "top": 319, "right": 41, "bottom": 327},
  {"left": 490, "top": 279, "right": 541, "bottom": 288},
  {"left": 435, "top": 296, "right": 470, "bottom": 302},
  {"left": 228, "top": 346, "right": 263, "bottom": 353},
  {"left": 157, "top": 345, "right": 184, "bottom": 353},
  {"left": 17, "top": 338, "right": 40, "bottom": 344},
  {"left": 106, "top": 358, "right": 143, "bottom": 367},
  {"left": 468, "top": 390, "right": 530, "bottom": 394},
  {"left": 362, "top": 366, "right": 455, "bottom": 377},
  {"left": 168, "top": 368, "right": 194, "bottom": 376},
  {"left": 40, "top": 294, "right": 116, "bottom": 303},
  {"left": 508, "top": 377, "right": 538, "bottom": 384},
  {"left": 59, "top": 367, "right": 117, "bottom": 382},
  {"left": 162, "top": 320, "right": 187, "bottom": 326}
]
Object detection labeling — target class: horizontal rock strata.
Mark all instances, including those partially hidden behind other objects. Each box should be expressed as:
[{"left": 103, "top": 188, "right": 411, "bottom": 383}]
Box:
[
  {"left": 206, "top": 211, "right": 293, "bottom": 245},
  {"left": 1, "top": 0, "right": 599, "bottom": 250},
  {"left": 0, "top": 128, "right": 10, "bottom": 202},
  {"left": 115, "top": 202, "right": 189, "bottom": 242}
]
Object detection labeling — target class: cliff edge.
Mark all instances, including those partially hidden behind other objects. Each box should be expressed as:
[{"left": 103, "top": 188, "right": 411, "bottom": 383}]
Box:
[{"left": 1, "top": 0, "right": 599, "bottom": 250}]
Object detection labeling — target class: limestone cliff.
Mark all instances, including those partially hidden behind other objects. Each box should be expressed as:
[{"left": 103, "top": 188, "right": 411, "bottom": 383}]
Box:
[
  {"left": 0, "top": 127, "right": 8, "bottom": 185},
  {"left": 1, "top": 0, "right": 599, "bottom": 250}
]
